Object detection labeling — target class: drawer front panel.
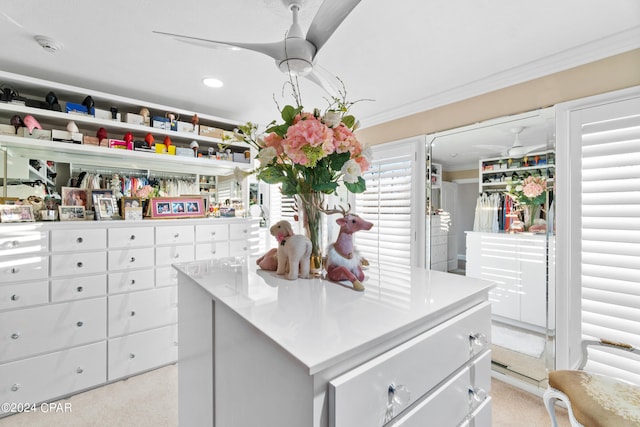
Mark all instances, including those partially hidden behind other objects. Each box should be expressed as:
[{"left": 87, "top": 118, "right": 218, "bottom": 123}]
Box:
[
  {"left": 0, "top": 342, "right": 106, "bottom": 412},
  {"left": 229, "top": 222, "right": 257, "bottom": 240},
  {"left": 108, "top": 324, "right": 178, "bottom": 380},
  {"left": 51, "top": 228, "right": 106, "bottom": 252},
  {"left": 195, "top": 241, "right": 229, "bottom": 260},
  {"left": 155, "top": 266, "right": 179, "bottom": 288},
  {"left": 51, "top": 252, "right": 106, "bottom": 277},
  {"left": 51, "top": 274, "right": 107, "bottom": 302},
  {"left": 108, "top": 268, "right": 155, "bottom": 294},
  {"left": 0, "top": 298, "right": 107, "bottom": 363},
  {"left": 229, "top": 239, "right": 256, "bottom": 256},
  {"left": 195, "top": 223, "right": 229, "bottom": 243},
  {"left": 0, "top": 228, "right": 48, "bottom": 258},
  {"left": 0, "top": 281, "right": 48, "bottom": 311},
  {"left": 155, "top": 244, "right": 194, "bottom": 265},
  {"left": 388, "top": 367, "right": 470, "bottom": 427},
  {"left": 0, "top": 256, "right": 48, "bottom": 284},
  {"left": 108, "top": 287, "right": 177, "bottom": 337},
  {"left": 108, "top": 226, "right": 154, "bottom": 248},
  {"left": 330, "top": 302, "right": 491, "bottom": 427},
  {"left": 108, "top": 247, "right": 155, "bottom": 271},
  {"left": 156, "top": 225, "right": 194, "bottom": 245}
]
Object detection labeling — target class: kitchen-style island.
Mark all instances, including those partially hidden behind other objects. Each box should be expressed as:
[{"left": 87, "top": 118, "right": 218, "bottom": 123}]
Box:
[{"left": 174, "top": 258, "right": 495, "bottom": 427}]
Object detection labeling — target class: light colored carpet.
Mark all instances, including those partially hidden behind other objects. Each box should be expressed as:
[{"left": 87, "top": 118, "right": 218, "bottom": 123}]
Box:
[{"left": 0, "top": 364, "right": 570, "bottom": 426}]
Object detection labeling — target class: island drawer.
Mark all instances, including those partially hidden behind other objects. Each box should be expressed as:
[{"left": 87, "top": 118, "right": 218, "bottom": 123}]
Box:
[{"left": 329, "top": 302, "right": 491, "bottom": 427}]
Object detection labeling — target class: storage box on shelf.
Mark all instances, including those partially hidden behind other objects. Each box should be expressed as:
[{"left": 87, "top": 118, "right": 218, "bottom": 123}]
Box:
[
  {"left": 478, "top": 150, "right": 555, "bottom": 193},
  {"left": 0, "top": 218, "right": 260, "bottom": 416}
]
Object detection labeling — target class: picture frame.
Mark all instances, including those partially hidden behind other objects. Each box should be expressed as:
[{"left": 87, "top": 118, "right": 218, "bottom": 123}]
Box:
[
  {"left": 91, "top": 189, "right": 116, "bottom": 214},
  {"left": 123, "top": 206, "right": 143, "bottom": 221},
  {"left": 120, "top": 196, "right": 142, "bottom": 212},
  {"left": 0, "top": 204, "right": 35, "bottom": 223},
  {"left": 58, "top": 205, "right": 86, "bottom": 221},
  {"left": 61, "top": 187, "right": 89, "bottom": 208},
  {"left": 96, "top": 196, "right": 116, "bottom": 220},
  {"left": 149, "top": 197, "right": 205, "bottom": 219}
]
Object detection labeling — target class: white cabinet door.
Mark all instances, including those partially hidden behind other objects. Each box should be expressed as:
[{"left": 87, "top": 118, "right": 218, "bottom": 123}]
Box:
[
  {"left": 156, "top": 225, "right": 194, "bottom": 245},
  {"left": 108, "top": 226, "right": 154, "bottom": 248},
  {"left": 108, "top": 287, "right": 177, "bottom": 337},
  {"left": 107, "top": 268, "right": 155, "bottom": 294},
  {"left": 108, "top": 247, "right": 155, "bottom": 271},
  {"left": 51, "top": 228, "right": 106, "bottom": 252},
  {"left": 0, "top": 255, "right": 48, "bottom": 284},
  {"left": 0, "top": 281, "right": 48, "bottom": 310},
  {"left": 51, "top": 252, "right": 106, "bottom": 277},
  {"left": 51, "top": 275, "right": 107, "bottom": 302}
]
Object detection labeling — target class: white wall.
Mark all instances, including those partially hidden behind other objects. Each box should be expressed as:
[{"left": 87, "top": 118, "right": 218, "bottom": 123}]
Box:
[{"left": 453, "top": 181, "right": 479, "bottom": 263}]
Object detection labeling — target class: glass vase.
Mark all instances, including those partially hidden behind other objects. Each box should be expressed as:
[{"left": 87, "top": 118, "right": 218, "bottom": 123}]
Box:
[
  {"left": 524, "top": 204, "right": 541, "bottom": 231},
  {"left": 296, "top": 192, "right": 324, "bottom": 275}
]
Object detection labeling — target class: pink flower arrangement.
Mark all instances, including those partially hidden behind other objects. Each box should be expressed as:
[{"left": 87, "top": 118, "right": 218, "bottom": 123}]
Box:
[
  {"left": 522, "top": 175, "right": 547, "bottom": 198},
  {"left": 236, "top": 100, "right": 370, "bottom": 197},
  {"left": 506, "top": 175, "right": 547, "bottom": 206}
]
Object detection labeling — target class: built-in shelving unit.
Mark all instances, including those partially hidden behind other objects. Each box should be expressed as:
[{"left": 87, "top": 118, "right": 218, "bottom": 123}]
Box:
[{"left": 478, "top": 150, "right": 555, "bottom": 193}]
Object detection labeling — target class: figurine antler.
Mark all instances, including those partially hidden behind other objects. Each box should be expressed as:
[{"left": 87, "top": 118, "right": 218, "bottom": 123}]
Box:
[{"left": 312, "top": 200, "right": 351, "bottom": 216}]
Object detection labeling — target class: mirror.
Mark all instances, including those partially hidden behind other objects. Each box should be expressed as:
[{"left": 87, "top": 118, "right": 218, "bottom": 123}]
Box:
[{"left": 426, "top": 106, "right": 556, "bottom": 389}]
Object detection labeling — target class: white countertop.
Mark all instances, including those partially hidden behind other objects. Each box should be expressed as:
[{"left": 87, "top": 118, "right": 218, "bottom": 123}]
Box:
[{"left": 174, "top": 258, "right": 494, "bottom": 374}]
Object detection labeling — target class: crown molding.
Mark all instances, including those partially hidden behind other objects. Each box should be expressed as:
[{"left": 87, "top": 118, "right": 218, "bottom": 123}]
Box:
[{"left": 361, "top": 26, "right": 640, "bottom": 129}]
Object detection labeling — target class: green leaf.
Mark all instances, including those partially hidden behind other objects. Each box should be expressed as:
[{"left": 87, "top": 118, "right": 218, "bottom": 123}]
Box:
[
  {"left": 342, "top": 115, "right": 356, "bottom": 129},
  {"left": 329, "top": 152, "right": 350, "bottom": 171},
  {"left": 257, "top": 168, "right": 285, "bottom": 184},
  {"left": 344, "top": 176, "right": 366, "bottom": 193},
  {"left": 266, "top": 123, "right": 289, "bottom": 138},
  {"left": 281, "top": 105, "right": 303, "bottom": 125},
  {"left": 313, "top": 181, "right": 338, "bottom": 193}
]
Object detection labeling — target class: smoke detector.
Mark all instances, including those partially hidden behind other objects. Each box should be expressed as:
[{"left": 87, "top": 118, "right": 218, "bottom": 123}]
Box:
[{"left": 34, "top": 35, "right": 63, "bottom": 53}]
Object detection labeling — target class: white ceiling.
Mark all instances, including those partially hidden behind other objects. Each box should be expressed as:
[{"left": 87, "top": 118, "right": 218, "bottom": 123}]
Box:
[{"left": 1, "top": 0, "right": 639, "bottom": 168}]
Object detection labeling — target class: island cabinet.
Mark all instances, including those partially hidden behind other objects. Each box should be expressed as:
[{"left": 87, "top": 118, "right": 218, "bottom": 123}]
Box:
[
  {"left": 175, "top": 259, "right": 495, "bottom": 427},
  {"left": 0, "top": 218, "right": 259, "bottom": 417}
]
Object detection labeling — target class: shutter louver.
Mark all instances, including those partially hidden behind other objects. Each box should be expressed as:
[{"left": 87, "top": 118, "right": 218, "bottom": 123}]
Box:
[
  {"left": 579, "top": 107, "right": 640, "bottom": 384},
  {"left": 355, "top": 144, "right": 414, "bottom": 269}
]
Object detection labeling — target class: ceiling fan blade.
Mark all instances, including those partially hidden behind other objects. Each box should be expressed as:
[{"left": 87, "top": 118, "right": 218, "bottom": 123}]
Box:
[
  {"left": 306, "top": 0, "right": 361, "bottom": 54},
  {"left": 152, "top": 31, "right": 284, "bottom": 61},
  {"left": 474, "top": 144, "right": 506, "bottom": 153},
  {"left": 304, "top": 64, "right": 340, "bottom": 98}
]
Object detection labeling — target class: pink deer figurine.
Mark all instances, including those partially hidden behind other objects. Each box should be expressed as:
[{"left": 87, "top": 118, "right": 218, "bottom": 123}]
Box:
[{"left": 322, "top": 204, "right": 373, "bottom": 291}]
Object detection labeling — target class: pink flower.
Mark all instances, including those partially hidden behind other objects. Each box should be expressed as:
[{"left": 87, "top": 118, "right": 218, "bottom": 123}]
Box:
[
  {"left": 522, "top": 176, "right": 546, "bottom": 198},
  {"left": 283, "top": 117, "right": 334, "bottom": 166},
  {"left": 263, "top": 133, "right": 284, "bottom": 155},
  {"left": 354, "top": 155, "right": 370, "bottom": 173},
  {"left": 333, "top": 125, "right": 358, "bottom": 154}
]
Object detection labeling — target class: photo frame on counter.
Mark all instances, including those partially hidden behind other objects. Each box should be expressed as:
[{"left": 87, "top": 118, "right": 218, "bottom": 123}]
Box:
[
  {"left": 61, "top": 187, "right": 89, "bottom": 208},
  {"left": 91, "top": 189, "right": 116, "bottom": 213},
  {"left": 121, "top": 197, "right": 143, "bottom": 220},
  {"left": 96, "top": 197, "right": 116, "bottom": 220},
  {"left": 149, "top": 197, "right": 205, "bottom": 219},
  {"left": 0, "top": 204, "right": 35, "bottom": 223},
  {"left": 58, "top": 205, "right": 86, "bottom": 221}
]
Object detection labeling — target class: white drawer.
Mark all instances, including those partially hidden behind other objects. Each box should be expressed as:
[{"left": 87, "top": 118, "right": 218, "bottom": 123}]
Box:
[
  {"left": 0, "top": 227, "right": 48, "bottom": 257},
  {"left": 430, "top": 234, "right": 448, "bottom": 246},
  {"left": 195, "top": 223, "right": 229, "bottom": 243},
  {"left": 0, "top": 297, "right": 107, "bottom": 363},
  {"left": 156, "top": 266, "right": 179, "bottom": 288},
  {"left": 108, "top": 324, "right": 177, "bottom": 380},
  {"left": 0, "top": 255, "right": 48, "bottom": 284},
  {"left": 229, "top": 222, "right": 256, "bottom": 240},
  {"left": 155, "top": 225, "right": 194, "bottom": 245},
  {"left": 51, "top": 274, "right": 107, "bottom": 302},
  {"left": 51, "top": 228, "right": 106, "bottom": 252},
  {"left": 0, "top": 342, "right": 106, "bottom": 412},
  {"left": 51, "top": 251, "right": 106, "bottom": 277},
  {"left": 108, "top": 226, "right": 154, "bottom": 248},
  {"left": 108, "top": 247, "right": 155, "bottom": 271},
  {"left": 108, "top": 287, "right": 177, "bottom": 337},
  {"left": 0, "top": 281, "right": 48, "bottom": 311},
  {"left": 460, "top": 396, "right": 492, "bottom": 427},
  {"left": 155, "top": 244, "right": 194, "bottom": 265},
  {"left": 195, "top": 241, "right": 229, "bottom": 260},
  {"left": 329, "top": 302, "right": 491, "bottom": 427},
  {"left": 229, "top": 239, "right": 255, "bottom": 256},
  {"left": 108, "top": 268, "right": 155, "bottom": 294}
]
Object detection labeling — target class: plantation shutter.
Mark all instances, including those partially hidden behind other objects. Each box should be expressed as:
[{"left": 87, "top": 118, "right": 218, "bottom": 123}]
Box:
[
  {"left": 354, "top": 139, "right": 419, "bottom": 272},
  {"left": 574, "top": 95, "right": 640, "bottom": 383}
]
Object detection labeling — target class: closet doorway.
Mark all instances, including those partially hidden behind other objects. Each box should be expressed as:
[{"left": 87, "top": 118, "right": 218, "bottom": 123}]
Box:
[{"left": 426, "top": 107, "right": 556, "bottom": 389}]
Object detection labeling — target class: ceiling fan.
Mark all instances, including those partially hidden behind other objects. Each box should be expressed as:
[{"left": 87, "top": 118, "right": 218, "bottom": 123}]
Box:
[
  {"left": 153, "top": 0, "right": 361, "bottom": 96},
  {"left": 475, "top": 126, "right": 547, "bottom": 158}
]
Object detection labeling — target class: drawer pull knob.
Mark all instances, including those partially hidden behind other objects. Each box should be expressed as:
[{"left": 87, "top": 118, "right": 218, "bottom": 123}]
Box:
[
  {"left": 130, "top": 257, "right": 136, "bottom": 263},
  {"left": 211, "top": 231, "right": 216, "bottom": 236},
  {"left": 76, "top": 368, "right": 84, "bottom": 374},
  {"left": 129, "top": 353, "right": 136, "bottom": 359},
  {"left": 77, "top": 261, "right": 84, "bottom": 268},
  {"left": 130, "top": 235, "right": 136, "bottom": 240},
  {"left": 76, "top": 237, "right": 84, "bottom": 243},
  {"left": 10, "top": 267, "right": 19, "bottom": 274},
  {"left": 130, "top": 311, "right": 136, "bottom": 317},
  {"left": 174, "top": 233, "right": 180, "bottom": 238},
  {"left": 174, "top": 253, "right": 180, "bottom": 259},
  {"left": 76, "top": 321, "right": 84, "bottom": 327},
  {"left": 388, "top": 383, "right": 410, "bottom": 405},
  {"left": 10, "top": 384, "right": 19, "bottom": 392},
  {"left": 11, "top": 294, "right": 20, "bottom": 301},
  {"left": 469, "top": 332, "right": 488, "bottom": 349},
  {"left": 76, "top": 286, "right": 84, "bottom": 292},
  {"left": 469, "top": 387, "right": 487, "bottom": 403},
  {"left": 11, "top": 332, "right": 20, "bottom": 340},
  {"left": 130, "top": 279, "right": 136, "bottom": 285},
  {"left": 10, "top": 240, "right": 19, "bottom": 248}
]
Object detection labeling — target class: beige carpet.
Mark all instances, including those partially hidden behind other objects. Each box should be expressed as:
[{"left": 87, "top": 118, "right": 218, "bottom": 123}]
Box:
[{"left": 0, "top": 364, "right": 569, "bottom": 426}]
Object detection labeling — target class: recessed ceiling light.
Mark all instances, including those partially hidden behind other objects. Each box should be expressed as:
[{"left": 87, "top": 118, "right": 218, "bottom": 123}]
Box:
[{"left": 202, "top": 77, "right": 223, "bottom": 88}]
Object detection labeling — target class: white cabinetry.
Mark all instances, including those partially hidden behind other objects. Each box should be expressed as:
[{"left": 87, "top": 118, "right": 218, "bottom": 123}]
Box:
[
  {"left": 466, "top": 231, "right": 551, "bottom": 329},
  {"left": 0, "top": 218, "right": 259, "bottom": 416},
  {"left": 428, "top": 214, "right": 449, "bottom": 271},
  {"left": 478, "top": 150, "right": 555, "bottom": 193}
]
